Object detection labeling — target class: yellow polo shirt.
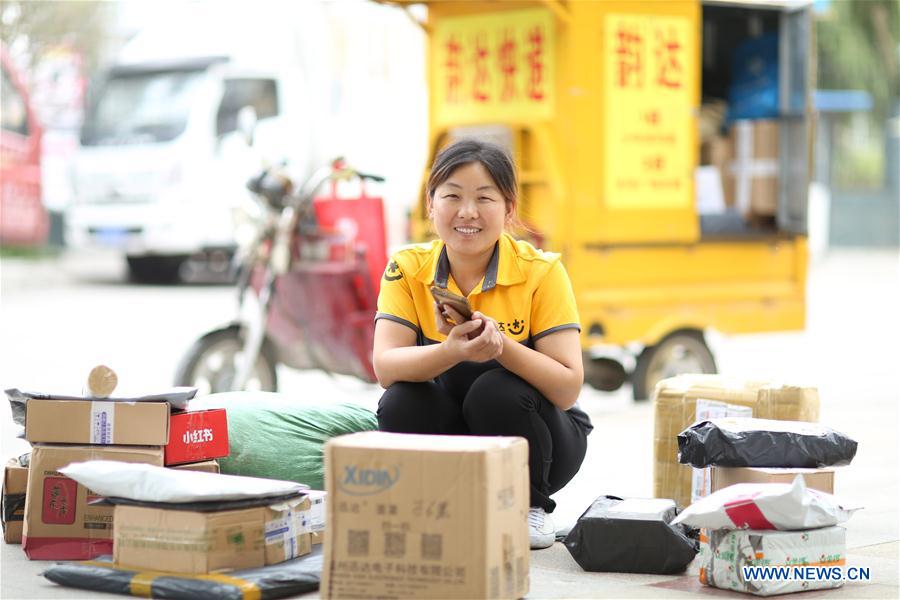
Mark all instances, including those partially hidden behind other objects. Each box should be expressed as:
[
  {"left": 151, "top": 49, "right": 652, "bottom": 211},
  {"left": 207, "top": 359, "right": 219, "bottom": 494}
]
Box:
[{"left": 376, "top": 233, "right": 580, "bottom": 345}]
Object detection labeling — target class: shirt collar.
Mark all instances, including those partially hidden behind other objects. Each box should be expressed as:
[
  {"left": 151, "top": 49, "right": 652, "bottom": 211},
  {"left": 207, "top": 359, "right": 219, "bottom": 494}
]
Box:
[{"left": 412, "top": 233, "right": 526, "bottom": 290}]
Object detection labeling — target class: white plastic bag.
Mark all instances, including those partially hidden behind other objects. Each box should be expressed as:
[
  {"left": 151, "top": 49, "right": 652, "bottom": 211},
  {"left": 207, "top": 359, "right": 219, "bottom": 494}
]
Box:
[
  {"left": 672, "top": 475, "right": 859, "bottom": 530},
  {"left": 60, "top": 460, "right": 306, "bottom": 503}
]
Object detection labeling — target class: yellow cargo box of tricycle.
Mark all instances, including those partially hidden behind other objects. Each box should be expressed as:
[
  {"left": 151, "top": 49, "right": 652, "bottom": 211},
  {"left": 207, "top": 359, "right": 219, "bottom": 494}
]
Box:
[{"left": 384, "top": 0, "right": 814, "bottom": 399}]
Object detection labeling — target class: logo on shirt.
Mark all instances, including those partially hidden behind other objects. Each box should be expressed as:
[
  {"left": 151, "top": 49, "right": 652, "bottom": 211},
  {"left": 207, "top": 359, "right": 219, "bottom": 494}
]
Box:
[
  {"left": 499, "top": 319, "right": 526, "bottom": 336},
  {"left": 383, "top": 260, "right": 403, "bottom": 282}
]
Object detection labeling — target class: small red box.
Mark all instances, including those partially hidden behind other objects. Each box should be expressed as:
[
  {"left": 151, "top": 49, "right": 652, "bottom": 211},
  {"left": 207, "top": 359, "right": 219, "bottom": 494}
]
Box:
[{"left": 165, "top": 409, "right": 229, "bottom": 466}]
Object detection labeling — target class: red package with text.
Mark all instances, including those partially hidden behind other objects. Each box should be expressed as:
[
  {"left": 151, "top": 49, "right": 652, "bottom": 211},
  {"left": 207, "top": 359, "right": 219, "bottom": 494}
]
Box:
[{"left": 165, "top": 409, "right": 229, "bottom": 466}]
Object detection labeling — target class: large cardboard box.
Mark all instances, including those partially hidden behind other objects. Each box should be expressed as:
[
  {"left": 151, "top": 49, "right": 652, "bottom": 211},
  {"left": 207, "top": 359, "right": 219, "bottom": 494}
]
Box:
[
  {"left": 113, "top": 496, "right": 311, "bottom": 573},
  {"left": 25, "top": 399, "right": 169, "bottom": 445},
  {"left": 23, "top": 444, "right": 164, "bottom": 559},
  {"left": 724, "top": 119, "right": 780, "bottom": 218},
  {"left": 3, "top": 457, "right": 29, "bottom": 543},
  {"left": 165, "top": 408, "right": 229, "bottom": 465},
  {"left": 322, "top": 432, "right": 530, "bottom": 600},
  {"left": 653, "top": 375, "right": 819, "bottom": 508},
  {"left": 711, "top": 467, "right": 835, "bottom": 495}
]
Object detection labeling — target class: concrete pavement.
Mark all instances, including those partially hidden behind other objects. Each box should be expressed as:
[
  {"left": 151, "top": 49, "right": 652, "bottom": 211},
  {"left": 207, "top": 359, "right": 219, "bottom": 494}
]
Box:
[{"left": 1, "top": 249, "right": 898, "bottom": 598}]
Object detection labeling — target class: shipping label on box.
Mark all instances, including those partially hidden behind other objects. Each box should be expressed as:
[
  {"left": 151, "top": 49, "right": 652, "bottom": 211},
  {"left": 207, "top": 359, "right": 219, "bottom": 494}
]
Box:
[
  {"left": 165, "top": 409, "right": 229, "bottom": 466},
  {"left": 25, "top": 399, "right": 169, "bottom": 445},
  {"left": 701, "top": 526, "right": 846, "bottom": 596},
  {"left": 691, "top": 399, "right": 753, "bottom": 503},
  {"left": 3, "top": 457, "right": 29, "bottom": 543},
  {"left": 322, "top": 432, "right": 530, "bottom": 600},
  {"left": 23, "top": 444, "right": 164, "bottom": 560},
  {"left": 264, "top": 496, "right": 312, "bottom": 564}
]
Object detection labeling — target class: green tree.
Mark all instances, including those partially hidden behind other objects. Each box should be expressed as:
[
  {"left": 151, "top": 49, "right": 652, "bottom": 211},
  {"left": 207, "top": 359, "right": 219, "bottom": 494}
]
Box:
[
  {"left": 817, "top": 0, "right": 900, "bottom": 120},
  {"left": 0, "top": 0, "right": 114, "bottom": 74}
]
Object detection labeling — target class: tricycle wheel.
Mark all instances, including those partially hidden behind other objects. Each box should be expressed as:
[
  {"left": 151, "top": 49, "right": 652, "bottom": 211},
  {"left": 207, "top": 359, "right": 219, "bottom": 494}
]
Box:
[
  {"left": 174, "top": 326, "right": 278, "bottom": 394},
  {"left": 631, "top": 330, "right": 716, "bottom": 401}
]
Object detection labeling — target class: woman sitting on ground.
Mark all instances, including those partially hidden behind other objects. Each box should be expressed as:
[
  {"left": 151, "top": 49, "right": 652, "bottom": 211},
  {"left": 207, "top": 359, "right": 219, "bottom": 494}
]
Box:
[{"left": 372, "top": 139, "right": 593, "bottom": 549}]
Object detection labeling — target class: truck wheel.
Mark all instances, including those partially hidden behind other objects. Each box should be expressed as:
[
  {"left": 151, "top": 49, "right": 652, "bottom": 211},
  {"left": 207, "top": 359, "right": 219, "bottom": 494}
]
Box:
[
  {"left": 631, "top": 330, "right": 716, "bottom": 401},
  {"left": 174, "top": 326, "right": 278, "bottom": 394},
  {"left": 583, "top": 356, "right": 628, "bottom": 392},
  {"left": 126, "top": 255, "right": 187, "bottom": 284}
]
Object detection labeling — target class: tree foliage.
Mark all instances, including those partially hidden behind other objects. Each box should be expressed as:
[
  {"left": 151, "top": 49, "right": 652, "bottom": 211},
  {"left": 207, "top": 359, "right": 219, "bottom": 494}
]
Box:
[
  {"left": 0, "top": 0, "right": 115, "bottom": 73},
  {"left": 817, "top": 0, "right": 900, "bottom": 119}
]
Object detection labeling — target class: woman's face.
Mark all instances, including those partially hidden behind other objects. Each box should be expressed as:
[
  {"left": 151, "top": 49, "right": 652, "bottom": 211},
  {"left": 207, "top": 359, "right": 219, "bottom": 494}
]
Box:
[{"left": 430, "top": 161, "right": 512, "bottom": 259}]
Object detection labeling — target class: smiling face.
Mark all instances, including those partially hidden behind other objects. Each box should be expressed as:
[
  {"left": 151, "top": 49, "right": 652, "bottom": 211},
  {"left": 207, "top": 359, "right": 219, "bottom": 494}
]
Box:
[{"left": 430, "top": 161, "right": 513, "bottom": 260}]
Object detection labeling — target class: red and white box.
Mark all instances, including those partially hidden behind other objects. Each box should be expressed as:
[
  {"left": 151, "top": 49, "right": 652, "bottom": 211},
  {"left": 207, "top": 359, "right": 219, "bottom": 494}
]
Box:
[{"left": 165, "top": 409, "right": 229, "bottom": 466}]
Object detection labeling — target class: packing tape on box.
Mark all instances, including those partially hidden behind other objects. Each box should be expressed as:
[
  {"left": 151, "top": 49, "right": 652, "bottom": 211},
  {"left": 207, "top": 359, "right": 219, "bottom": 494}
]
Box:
[
  {"left": 730, "top": 121, "right": 778, "bottom": 215},
  {"left": 90, "top": 401, "right": 115, "bottom": 444},
  {"left": 265, "top": 508, "right": 309, "bottom": 561},
  {"left": 79, "top": 562, "right": 263, "bottom": 600}
]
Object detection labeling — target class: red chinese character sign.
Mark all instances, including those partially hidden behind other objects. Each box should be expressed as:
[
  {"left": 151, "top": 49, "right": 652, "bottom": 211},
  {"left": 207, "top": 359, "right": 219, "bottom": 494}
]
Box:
[
  {"left": 605, "top": 14, "right": 694, "bottom": 209},
  {"left": 434, "top": 9, "right": 555, "bottom": 124}
]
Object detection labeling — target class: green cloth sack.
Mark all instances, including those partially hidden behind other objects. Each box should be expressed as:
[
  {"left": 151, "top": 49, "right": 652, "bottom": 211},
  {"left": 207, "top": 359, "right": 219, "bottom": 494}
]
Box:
[{"left": 192, "top": 392, "right": 377, "bottom": 490}]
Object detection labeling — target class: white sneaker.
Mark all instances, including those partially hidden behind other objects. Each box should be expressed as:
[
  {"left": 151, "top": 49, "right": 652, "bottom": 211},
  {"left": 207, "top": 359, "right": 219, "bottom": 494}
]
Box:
[{"left": 528, "top": 507, "right": 555, "bottom": 549}]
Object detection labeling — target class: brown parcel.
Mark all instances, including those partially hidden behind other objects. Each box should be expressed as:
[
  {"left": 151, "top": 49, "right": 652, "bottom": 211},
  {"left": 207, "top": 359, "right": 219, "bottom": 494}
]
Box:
[
  {"left": 305, "top": 490, "right": 325, "bottom": 545},
  {"left": 652, "top": 375, "right": 819, "bottom": 508},
  {"left": 114, "top": 495, "right": 311, "bottom": 574},
  {"left": 25, "top": 399, "right": 169, "bottom": 445},
  {"left": 724, "top": 119, "right": 779, "bottom": 217},
  {"left": 712, "top": 467, "right": 835, "bottom": 494},
  {"left": 169, "top": 459, "right": 220, "bottom": 474},
  {"left": 23, "top": 445, "right": 164, "bottom": 560},
  {"left": 323, "top": 432, "right": 530, "bottom": 600},
  {"left": 3, "top": 458, "right": 28, "bottom": 543}
]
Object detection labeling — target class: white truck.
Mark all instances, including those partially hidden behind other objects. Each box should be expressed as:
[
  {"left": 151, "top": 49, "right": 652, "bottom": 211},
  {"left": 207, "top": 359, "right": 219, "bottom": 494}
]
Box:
[{"left": 65, "top": 6, "right": 330, "bottom": 282}]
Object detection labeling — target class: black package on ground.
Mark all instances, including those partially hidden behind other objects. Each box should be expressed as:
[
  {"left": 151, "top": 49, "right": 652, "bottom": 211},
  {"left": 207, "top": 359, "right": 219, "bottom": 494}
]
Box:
[
  {"left": 677, "top": 417, "right": 857, "bottom": 468},
  {"left": 42, "top": 547, "right": 322, "bottom": 600},
  {"left": 564, "top": 496, "right": 698, "bottom": 574}
]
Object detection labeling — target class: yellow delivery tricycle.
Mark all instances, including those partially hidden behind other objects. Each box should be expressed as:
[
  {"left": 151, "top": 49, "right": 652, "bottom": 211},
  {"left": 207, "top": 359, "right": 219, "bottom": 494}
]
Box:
[{"left": 385, "top": 0, "right": 814, "bottom": 400}]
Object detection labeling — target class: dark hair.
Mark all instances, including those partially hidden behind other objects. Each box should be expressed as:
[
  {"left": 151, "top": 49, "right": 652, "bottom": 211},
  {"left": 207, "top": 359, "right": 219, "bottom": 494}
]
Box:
[{"left": 426, "top": 139, "right": 518, "bottom": 208}]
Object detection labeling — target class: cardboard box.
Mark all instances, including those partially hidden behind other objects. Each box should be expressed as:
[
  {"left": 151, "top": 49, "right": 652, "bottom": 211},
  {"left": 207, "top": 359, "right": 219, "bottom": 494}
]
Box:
[
  {"left": 305, "top": 490, "right": 326, "bottom": 538},
  {"left": 690, "top": 400, "right": 753, "bottom": 502},
  {"left": 323, "top": 432, "right": 530, "bottom": 600},
  {"left": 3, "top": 457, "right": 29, "bottom": 543},
  {"left": 23, "top": 444, "right": 164, "bottom": 559},
  {"left": 711, "top": 467, "right": 835, "bottom": 495},
  {"left": 725, "top": 119, "right": 779, "bottom": 217},
  {"left": 700, "top": 526, "right": 846, "bottom": 595},
  {"left": 25, "top": 399, "right": 169, "bottom": 445},
  {"left": 653, "top": 375, "right": 819, "bottom": 508},
  {"left": 169, "top": 459, "right": 220, "bottom": 474},
  {"left": 165, "top": 409, "right": 229, "bottom": 465},
  {"left": 113, "top": 496, "right": 311, "bottom": 573},
  {"left": 264, "top": 496, "right": 313, "bottom": 566}
]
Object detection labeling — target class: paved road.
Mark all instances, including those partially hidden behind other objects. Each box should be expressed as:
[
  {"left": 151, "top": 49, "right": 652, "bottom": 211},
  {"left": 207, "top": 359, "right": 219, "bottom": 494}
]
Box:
[{"left": 1, "top": 248, "right": 898, "bottom": 598}]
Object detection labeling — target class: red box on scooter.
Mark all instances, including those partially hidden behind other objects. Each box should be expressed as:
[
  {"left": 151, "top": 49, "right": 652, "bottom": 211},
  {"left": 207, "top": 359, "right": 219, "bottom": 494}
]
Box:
[{"left": 165, "top": 409, "right": 229, "bottom": 466}]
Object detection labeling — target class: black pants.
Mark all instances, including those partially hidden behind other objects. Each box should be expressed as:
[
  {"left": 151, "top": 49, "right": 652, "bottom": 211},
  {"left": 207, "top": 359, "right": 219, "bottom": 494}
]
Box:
[{"left": 377, "top": 368, "right": 590, "bottom": 512}]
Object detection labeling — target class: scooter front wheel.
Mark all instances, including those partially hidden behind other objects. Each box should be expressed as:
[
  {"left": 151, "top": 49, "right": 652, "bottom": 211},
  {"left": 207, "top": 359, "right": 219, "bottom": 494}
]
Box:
[{"left": 174, "top": 325, "right": 278, "bottom": 394}]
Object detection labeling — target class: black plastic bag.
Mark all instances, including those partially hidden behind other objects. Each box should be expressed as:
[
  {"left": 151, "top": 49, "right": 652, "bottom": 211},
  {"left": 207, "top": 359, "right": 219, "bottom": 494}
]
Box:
[
  {"left": 564, "top": 496, "right": 698, "bottom": 574},
  {"left": 677, "top": 417, "right": 857, "bottom": 468},
  {"left": 42, "top": 547, "right": 323, "bottom": 600}
]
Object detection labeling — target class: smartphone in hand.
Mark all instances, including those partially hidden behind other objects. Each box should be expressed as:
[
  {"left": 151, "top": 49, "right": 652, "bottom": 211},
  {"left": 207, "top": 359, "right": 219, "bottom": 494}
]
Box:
[{"left": 430, "top": 286, "right": 473, "bottom": 320}]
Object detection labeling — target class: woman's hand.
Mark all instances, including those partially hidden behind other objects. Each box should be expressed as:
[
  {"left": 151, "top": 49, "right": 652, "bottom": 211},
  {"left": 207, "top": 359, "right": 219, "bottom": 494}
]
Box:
[{"left": 439, "top": 306, "right": 504, "bottom": 364}]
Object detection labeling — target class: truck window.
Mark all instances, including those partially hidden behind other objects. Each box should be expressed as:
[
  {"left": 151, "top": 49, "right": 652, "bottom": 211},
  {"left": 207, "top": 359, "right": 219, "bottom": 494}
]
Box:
[
  {"left": 216, "top": 78, "right": 279, "bottom": 137},
  {"left": 1, "top": 64, "right": 29, "bottom": 136},
  {"left": 80, "top": 68, "right": 208, "bottom": 146}
]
